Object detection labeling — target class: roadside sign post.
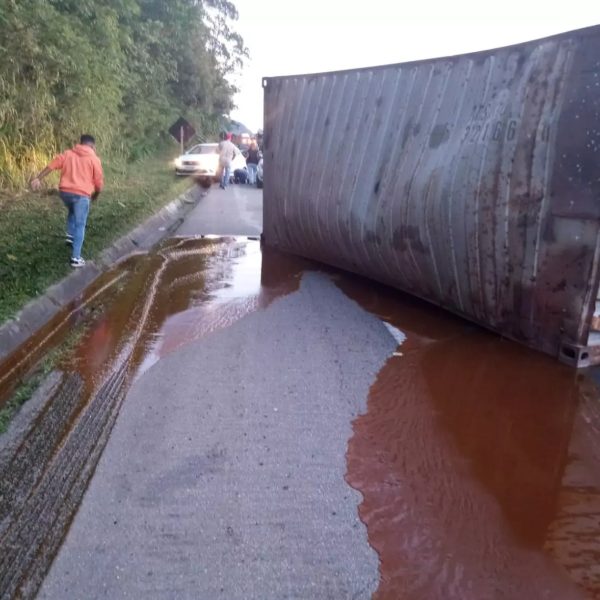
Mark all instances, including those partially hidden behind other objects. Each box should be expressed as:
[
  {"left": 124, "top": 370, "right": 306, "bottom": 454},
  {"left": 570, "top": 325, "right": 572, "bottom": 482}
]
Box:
[{"left": 169, "top": 118, "right": 196, "bottom": 153}]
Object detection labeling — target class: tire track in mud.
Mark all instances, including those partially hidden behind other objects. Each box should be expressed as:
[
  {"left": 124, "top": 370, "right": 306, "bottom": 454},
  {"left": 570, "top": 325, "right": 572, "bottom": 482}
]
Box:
[
  {"left": 0, "top": 375, "right": 83, "bottom": 532},
  {"left": 0, "top": 366, "right": 127, "bottom": 599},
  {"left": 0, "top": 242, "right": 205, "bottom": 599}
]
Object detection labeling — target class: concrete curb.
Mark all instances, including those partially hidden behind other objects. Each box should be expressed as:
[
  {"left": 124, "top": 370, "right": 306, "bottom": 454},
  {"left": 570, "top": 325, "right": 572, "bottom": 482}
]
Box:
[{"left": 0, "top": 186, "right": 201, "bottom": 362}]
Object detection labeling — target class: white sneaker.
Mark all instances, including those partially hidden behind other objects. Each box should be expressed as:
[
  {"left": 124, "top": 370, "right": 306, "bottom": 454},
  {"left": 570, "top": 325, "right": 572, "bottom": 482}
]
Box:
[{"left": 70, "top": 257, "right": 85, "bottom": 268}]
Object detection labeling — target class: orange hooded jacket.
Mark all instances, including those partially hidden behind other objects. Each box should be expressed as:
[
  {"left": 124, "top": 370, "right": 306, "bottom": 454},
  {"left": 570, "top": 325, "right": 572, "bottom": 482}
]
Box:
[{"left": 48, "top": 144, "right": 104, "bottom": 197}]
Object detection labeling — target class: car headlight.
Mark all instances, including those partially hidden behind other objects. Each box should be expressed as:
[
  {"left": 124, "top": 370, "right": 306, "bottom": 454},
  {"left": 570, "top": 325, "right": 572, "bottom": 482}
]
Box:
[{"left": 174, "top": 157, "right": 183, "bottom": 168}]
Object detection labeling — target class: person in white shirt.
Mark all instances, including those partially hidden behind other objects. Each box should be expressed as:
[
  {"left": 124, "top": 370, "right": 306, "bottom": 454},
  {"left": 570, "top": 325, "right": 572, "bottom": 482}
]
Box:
[{"left": 217, "top": 132, "right": 240, "bottom": 189}]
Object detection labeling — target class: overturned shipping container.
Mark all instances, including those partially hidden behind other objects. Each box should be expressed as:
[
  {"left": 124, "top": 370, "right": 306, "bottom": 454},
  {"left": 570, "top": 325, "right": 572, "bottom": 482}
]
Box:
[{"left": 262, "top": 25, "right": 600, "bottom": 367}]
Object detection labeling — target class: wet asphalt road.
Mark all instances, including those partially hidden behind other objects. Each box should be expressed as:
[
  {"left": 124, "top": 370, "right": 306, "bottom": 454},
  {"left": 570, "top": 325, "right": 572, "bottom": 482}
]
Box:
[
  {"left": 38, "top": 184, "right": 393, "bottom": 599},
  {"left": 177, "top": 182, "right": 262, "bottom": 237}
]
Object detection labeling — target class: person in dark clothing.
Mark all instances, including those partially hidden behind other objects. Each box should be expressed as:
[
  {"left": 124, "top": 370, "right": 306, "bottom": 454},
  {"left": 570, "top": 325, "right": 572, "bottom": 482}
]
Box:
[
  {"left": 245, "top": 141, "right": 261, "bottom": 185},
  {"left": 233, "top": 168, "right": 248, "bottom": 184}
]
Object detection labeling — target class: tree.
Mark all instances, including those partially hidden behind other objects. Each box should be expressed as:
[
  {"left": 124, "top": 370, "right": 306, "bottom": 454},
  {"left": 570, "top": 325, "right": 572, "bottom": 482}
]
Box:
[{"left": 0, "top": 0, "right": 247, "bottom": 187}]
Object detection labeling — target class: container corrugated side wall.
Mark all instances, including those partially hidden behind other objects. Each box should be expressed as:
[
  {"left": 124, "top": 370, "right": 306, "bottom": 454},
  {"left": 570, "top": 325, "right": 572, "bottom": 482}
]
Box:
[{"left": 263, "top": 26, "right": 600, "bottom": 364}]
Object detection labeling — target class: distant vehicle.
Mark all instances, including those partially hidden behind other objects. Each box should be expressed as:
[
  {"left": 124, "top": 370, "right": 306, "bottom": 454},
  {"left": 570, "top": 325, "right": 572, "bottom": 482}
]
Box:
[
  {"left": 256, "top": 158, "right": 263, "bottom": 189},
  {"left": 174, "top": 143, "right": 218, "bottom": 177},
  {"left": 173, "top": 143, "right": 246, "bottom": 186}
]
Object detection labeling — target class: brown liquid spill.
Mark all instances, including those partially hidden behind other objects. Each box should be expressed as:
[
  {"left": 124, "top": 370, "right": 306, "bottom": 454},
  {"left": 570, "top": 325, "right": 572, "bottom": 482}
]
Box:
[
  {"left": 4, "top": 238, "right": 600, "bottom": 599},
  {"left": 340, "top": 276, "right": 600, "bottom": 599},
  {"left": 0, "top": 236, "right": 312, "bottom": 599},
  {"left": 73, "top": 238, "right": 309, "bottom": 387},
  {"left": 0, "top": 238, "right": 308, "bottom": 409},
  {"left": 130, "top": 238, "right": 308, "bottom": 377},
  {"left": 545, "top": 376, "right": 600, "bottom": 597},
  {"left": 0, "top": 270, "right": 129, "bottom": 406}
]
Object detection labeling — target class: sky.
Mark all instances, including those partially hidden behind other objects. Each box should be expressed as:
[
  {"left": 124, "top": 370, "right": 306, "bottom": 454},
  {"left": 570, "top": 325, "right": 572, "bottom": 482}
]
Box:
[{"left": 228, "top": 0, "right": 600, "bottom": 132}]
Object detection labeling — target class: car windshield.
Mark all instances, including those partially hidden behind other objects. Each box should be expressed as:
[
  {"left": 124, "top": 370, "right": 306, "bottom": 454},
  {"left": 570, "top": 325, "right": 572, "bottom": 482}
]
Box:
[{"left": 186, "top": 144, "right": 217, "bottom": 155}]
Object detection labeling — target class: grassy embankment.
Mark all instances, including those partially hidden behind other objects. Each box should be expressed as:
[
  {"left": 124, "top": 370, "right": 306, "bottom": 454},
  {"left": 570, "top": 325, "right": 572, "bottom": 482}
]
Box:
[{"left": 0, "top": 149, "right": 191, "bottom": 324}]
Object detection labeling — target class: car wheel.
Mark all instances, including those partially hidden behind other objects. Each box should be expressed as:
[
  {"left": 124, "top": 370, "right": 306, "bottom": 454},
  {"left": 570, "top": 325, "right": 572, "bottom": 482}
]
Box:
[{"left": 256, "top": 178, "right": 263, "bottom": 189}]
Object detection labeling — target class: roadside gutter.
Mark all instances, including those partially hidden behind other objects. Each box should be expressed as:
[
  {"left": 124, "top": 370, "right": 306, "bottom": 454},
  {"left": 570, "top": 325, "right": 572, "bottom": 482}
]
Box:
[{"left": 0, "top": 186, "right": 201, "bottom": 363}]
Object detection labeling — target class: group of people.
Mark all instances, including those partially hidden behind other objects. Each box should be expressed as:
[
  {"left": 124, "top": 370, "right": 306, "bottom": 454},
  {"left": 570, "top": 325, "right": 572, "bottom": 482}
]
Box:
[
  {"left": 28, "top": 130, "right": 261, "bottom": 269},
  {"left": 217, "top": 131, "right": 261, "bottom": 189}
]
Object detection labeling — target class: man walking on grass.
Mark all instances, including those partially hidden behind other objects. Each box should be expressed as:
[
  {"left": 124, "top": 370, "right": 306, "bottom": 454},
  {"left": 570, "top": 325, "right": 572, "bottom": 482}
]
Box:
[{"left": 30, "top": 134, "right": 103, "bottom": 268}]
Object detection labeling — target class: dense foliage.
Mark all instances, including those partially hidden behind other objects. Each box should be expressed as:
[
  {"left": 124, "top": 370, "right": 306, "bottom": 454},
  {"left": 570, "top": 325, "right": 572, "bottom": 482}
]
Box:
[{"left": 0, "top": 0, "right": 247, "bottom": 188}]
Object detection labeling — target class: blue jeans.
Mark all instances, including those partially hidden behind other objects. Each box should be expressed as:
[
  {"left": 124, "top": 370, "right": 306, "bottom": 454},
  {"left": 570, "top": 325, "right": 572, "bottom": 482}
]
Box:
[
  {"left": 247, "top": 163, "right": 258, "bottom": 184},
  {"left": 60, "top": 192, "right": 90, "bottom": 259},
  {"left": 220, "top": 165, "right": 231, "bottom": 188}
]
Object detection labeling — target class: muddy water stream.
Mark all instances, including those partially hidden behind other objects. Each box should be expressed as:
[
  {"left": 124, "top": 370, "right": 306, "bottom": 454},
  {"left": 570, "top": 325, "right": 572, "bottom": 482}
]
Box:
[
  {"left": 0, "top": 237, "right": 307, "bottom": 409},
  {"left": 1, "top": 238, "right": 599, "bottom": 599}
]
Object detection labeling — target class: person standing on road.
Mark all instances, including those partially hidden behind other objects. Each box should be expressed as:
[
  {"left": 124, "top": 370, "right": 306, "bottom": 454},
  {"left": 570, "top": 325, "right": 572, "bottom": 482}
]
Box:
[
  {"left": 245, "top": 141, "right": 260, "bottom": 185},
  {"left": 217, "top": 132, "right": 240, "bottom": 190},
  {"left": 30, "top": 134, "right": 103, "bottom": 268}
]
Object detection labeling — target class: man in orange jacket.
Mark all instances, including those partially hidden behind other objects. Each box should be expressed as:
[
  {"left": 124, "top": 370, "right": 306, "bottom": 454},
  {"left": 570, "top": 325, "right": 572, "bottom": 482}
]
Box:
[{"left": 31, "top": 134, "right": 104, "bottom": 268}]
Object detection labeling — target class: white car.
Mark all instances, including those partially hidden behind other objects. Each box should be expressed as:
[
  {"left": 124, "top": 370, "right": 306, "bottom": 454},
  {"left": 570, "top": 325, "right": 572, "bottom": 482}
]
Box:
[{"left": 174, "top": 143, "right": 246, "bottom": 184}]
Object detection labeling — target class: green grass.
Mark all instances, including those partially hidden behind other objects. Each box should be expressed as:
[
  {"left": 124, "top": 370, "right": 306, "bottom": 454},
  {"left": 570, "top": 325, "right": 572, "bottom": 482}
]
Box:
[{"left": 0, "top": 150, "right": 190, "bottom": 323}]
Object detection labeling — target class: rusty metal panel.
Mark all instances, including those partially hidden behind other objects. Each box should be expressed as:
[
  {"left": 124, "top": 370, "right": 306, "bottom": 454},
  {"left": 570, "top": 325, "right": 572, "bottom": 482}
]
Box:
[{"left": 263, "top": 26, "right": 600, "bottom": 364}]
